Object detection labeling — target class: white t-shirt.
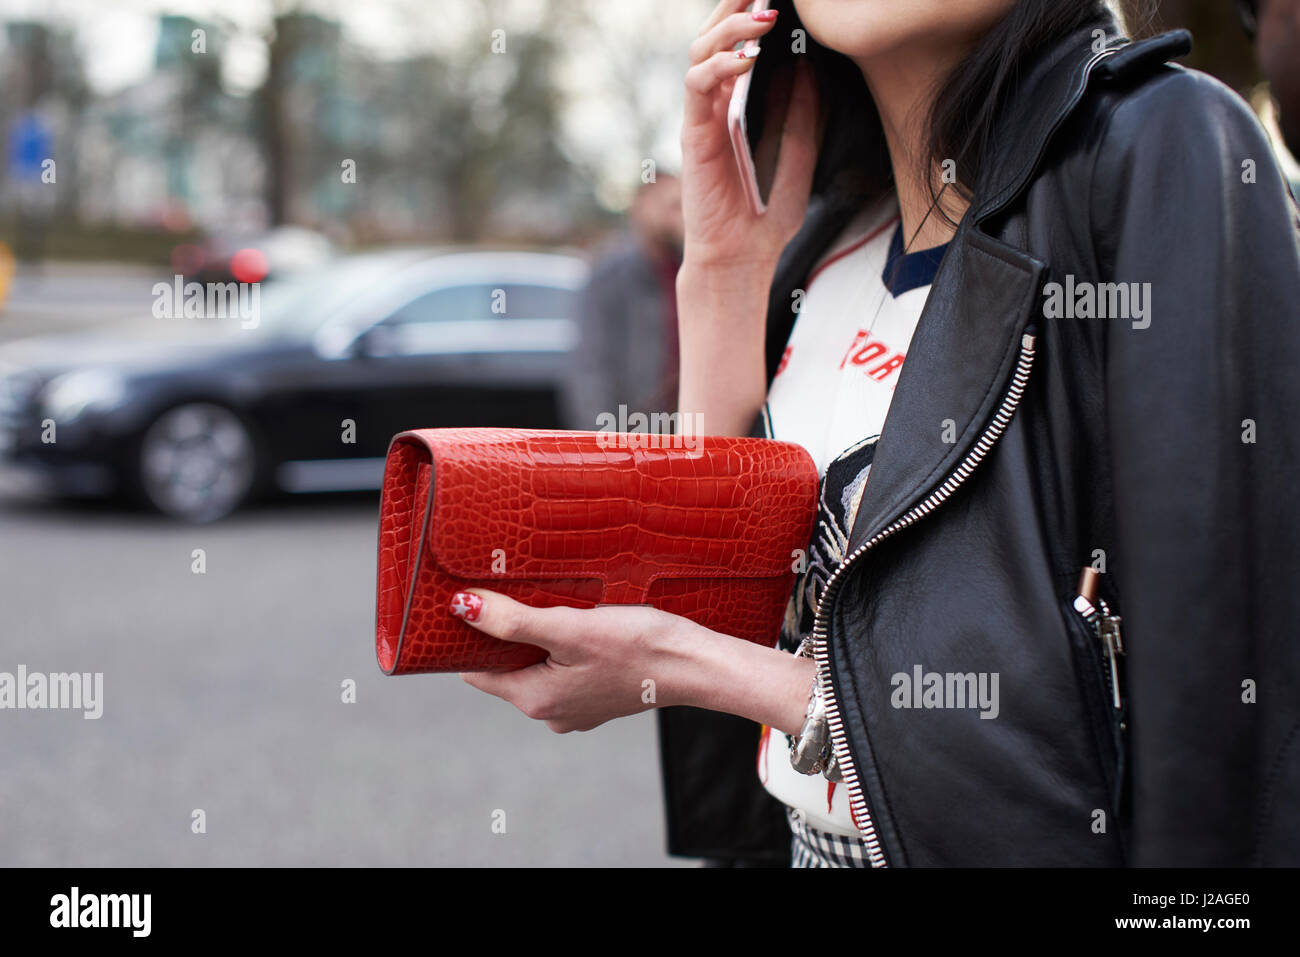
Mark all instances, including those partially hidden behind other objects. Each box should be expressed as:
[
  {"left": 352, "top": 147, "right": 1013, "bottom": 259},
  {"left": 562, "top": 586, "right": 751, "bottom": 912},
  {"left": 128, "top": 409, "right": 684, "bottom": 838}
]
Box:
[{"left": 757, "top": 196, "right": 950, "bottom": 838}]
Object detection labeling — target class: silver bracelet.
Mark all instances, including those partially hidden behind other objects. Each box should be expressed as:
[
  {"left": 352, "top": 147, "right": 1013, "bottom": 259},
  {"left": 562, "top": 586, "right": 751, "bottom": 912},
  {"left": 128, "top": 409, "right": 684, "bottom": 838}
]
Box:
[{"left": 788, "top": 639, "right": 842, "bottom": 781}]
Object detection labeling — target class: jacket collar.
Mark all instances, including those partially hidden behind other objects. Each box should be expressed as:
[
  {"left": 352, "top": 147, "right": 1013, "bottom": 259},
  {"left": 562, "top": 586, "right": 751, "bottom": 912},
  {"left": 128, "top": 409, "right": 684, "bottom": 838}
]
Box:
[
  {"left": 971, "top": 16, "right": 1192, "bottom": 224},
  {"left": 971, "top": 12, "right": 1124, "bottom": 223}
]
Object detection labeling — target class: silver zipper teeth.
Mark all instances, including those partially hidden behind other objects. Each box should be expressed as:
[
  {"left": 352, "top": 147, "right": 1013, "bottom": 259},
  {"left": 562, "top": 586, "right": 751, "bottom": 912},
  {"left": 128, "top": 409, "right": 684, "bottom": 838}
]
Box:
[{"left": 810, "top": 331, "right": 1039, "bottom": 867}]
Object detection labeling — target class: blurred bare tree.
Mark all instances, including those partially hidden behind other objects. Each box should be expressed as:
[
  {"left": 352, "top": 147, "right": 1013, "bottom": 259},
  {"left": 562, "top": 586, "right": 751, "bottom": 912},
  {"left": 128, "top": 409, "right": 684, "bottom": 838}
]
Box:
[
  {"left": 425, "top": 0, "right": 587, "bottom": 241},
  {"left": 255, "top": 0, "right": 593, "bottom": 242}
]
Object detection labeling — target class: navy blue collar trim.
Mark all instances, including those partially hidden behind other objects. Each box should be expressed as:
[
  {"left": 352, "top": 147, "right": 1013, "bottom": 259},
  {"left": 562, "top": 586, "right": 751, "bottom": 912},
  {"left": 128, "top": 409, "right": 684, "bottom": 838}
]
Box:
[{"left": 881, "top": 222, "right": 950, "bottom": 297}]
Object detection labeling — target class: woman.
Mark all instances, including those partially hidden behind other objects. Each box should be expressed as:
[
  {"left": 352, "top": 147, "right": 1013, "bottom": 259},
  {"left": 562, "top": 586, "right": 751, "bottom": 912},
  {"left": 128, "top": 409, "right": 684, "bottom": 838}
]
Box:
[{"left": 457, "top": 0, "right": 1300, "bottom": 866}]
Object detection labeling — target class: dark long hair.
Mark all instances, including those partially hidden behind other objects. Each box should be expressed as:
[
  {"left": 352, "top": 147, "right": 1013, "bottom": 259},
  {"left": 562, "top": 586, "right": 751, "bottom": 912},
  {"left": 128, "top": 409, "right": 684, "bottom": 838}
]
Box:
[{"left": 798, "top": 0, "right": 1153, "bottom": 221}]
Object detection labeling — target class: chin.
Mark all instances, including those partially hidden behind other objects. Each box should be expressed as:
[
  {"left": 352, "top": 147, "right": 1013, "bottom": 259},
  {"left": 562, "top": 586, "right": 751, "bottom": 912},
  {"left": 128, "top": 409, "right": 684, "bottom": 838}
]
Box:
[{"left": 791, "top": 0, "right": 1016, "bottom": 61}]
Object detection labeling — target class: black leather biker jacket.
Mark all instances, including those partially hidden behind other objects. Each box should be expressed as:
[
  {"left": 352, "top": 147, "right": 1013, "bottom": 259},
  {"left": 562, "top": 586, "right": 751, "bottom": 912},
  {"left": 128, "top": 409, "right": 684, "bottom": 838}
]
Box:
[{"left": 657, "top": 8, "right": 1300, "bottom": 866}]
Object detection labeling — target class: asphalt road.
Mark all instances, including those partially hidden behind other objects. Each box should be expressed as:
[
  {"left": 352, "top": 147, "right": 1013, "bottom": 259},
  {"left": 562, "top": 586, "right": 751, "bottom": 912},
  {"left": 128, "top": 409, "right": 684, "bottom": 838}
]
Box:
[
  {"left": 1, "top": 261, "right": 158, "bottom": 341},
  {"left": 0, "top": 487, "right": 684, "bottom": 866}
]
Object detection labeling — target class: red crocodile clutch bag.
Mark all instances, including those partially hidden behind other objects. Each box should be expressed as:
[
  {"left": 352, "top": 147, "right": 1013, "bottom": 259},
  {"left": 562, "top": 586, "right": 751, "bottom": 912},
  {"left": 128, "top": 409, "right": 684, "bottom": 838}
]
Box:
[{"left": 375, "top": 428, "right": 818, "bottom": 674}]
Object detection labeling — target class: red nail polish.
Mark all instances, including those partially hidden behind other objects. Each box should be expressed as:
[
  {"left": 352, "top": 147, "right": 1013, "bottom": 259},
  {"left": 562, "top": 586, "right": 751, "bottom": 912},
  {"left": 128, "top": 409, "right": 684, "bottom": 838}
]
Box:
[
  {"left": 751, "top": 9, "right": 778, "bottom": 21},
  {"left": 450, "top": 592, "right": 483, "bottom": 622},
  {"left": 737, "top": 45, "right": 760, "bottom": 59}
]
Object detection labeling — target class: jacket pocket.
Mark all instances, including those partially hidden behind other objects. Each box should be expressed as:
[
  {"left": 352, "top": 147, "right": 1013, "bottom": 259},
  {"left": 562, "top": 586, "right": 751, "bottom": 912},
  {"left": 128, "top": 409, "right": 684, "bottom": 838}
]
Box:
[{"left": 1061, "top": 595, "right": 1128, "bottom": 824}]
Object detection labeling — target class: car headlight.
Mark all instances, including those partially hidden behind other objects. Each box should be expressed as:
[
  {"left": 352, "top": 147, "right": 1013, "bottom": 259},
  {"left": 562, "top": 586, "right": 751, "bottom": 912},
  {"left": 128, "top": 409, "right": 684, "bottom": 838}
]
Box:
[{"left": 40, "top": 369, "right": 128, "bottom": 423}]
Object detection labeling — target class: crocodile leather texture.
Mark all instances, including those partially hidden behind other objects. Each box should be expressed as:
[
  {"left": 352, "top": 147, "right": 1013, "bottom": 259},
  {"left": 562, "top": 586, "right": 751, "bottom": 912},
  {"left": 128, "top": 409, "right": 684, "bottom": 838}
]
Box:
[{"left": 375, "top": 428, "right": 818, "bottom": 674}]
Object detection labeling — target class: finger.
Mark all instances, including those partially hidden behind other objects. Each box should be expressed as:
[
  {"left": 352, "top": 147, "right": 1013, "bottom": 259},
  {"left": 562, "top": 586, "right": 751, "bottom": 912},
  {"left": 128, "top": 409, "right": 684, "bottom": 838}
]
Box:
[
  {"left": 684, "top": 46, "right": 760, "bottom": 121},
  {"left": 460, "top": 663, "right": 559, "bottom": 721},
  {"left": 718, "top": 75, "right": 738, "bottom": 104},
  {"left": 459, "top": 668, "right": 520, "bottom": 699},
  {"left": 689, "top": 7, "right": 779, "bottom": 66},
  {"left": 449, "top": 589, "right": 580, "bottom": 655},
  {"left": 699, "top": 0, "right": 754, "bottom": 36}
]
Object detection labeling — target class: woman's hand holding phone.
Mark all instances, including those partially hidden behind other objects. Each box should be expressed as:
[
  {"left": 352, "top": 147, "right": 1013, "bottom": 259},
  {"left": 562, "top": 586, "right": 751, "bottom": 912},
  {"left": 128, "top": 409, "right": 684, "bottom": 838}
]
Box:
[
  {"left": 677, "top": 1, "right": 819, "bottom": 437},
  {"left": 681, "top": 0, "right": 819, "bottom": 268}
]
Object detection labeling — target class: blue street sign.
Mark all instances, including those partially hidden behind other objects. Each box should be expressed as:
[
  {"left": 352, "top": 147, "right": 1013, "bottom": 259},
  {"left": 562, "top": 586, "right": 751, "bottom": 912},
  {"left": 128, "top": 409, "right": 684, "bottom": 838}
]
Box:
[{"left": 8, "top": 112, "right": 52, "bottom": 181}]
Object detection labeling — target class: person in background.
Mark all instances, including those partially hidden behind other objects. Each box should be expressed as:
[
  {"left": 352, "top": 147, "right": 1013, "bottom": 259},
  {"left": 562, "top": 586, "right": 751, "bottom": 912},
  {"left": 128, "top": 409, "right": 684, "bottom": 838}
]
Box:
[
  {"left": 565, "top": 174, "right": 684, "bottom": 430},
  {"left": 568, "top": 173, "right": 767, "bottom": 865},
  {"left": 1244, "top": 0, "right": 1300, "bottom": 162}
]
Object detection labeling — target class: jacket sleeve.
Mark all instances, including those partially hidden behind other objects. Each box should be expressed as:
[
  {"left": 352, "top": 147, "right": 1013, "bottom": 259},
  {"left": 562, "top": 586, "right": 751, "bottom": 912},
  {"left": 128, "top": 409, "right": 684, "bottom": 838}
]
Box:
[{"left": 1090, "top": 67, "right": 1300, "bottom": 865}]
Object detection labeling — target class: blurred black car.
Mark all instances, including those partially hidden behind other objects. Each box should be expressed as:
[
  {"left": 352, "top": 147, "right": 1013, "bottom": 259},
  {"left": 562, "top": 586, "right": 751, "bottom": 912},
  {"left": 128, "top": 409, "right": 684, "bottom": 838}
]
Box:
[{"left": 0, "top": 249, "right": 587, "bottom": 521}]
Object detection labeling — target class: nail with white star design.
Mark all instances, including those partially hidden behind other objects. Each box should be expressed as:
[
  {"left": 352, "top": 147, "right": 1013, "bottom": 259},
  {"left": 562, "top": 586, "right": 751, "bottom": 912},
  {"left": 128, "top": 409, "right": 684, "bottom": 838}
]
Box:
[{"left": 449, "top": 591, "right": 484, "bottom": 623}]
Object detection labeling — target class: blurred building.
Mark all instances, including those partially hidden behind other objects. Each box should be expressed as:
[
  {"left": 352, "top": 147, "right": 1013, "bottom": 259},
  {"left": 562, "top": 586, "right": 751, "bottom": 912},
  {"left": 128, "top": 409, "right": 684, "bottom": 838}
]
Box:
[
  {"left": 79, "top": 16, "right": 264, "bottom": 232},
  {"left": 1, "top": 9, "right": 599, "bottom": 251}
]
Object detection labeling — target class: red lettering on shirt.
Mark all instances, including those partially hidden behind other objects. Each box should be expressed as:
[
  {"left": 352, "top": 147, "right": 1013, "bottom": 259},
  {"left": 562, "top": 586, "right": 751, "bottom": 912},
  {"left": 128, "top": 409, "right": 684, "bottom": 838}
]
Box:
[
  {"left": 850, "top": 341, "right": 887, "bottom": 367},
  {"left": 775, "top": 345, "right": 793, "bottom": 377},
  {"left": 869, "top": 353, "right": 905, "bottom": 381},
  {"left": 839, "top": 330, "right": 907, "bottom": 384}
]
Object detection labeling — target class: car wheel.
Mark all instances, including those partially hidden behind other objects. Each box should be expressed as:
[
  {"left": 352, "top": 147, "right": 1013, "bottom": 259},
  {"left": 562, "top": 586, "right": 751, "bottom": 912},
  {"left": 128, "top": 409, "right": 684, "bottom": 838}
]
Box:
[{"left": 136, "top": 402, "right": 257, "bottom": 521}]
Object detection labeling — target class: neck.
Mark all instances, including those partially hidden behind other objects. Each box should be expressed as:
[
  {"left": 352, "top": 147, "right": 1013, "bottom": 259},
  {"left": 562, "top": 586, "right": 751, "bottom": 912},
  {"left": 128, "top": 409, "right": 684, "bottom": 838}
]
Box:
[{"left": 853, "top": 44, "right": 971, "bottom": 250}]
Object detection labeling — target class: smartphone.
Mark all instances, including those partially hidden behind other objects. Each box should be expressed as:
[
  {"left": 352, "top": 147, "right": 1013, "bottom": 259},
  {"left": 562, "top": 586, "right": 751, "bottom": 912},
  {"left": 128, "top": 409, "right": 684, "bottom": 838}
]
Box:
[{"left": 727, "top": 0, "right": 800, "bottom": 216}]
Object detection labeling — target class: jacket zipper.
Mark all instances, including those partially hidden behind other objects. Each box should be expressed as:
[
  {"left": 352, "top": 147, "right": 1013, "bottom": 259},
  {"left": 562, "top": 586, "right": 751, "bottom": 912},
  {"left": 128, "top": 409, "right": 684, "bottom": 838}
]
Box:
[
  {"left": 808, "top": 328, "right": 1039, "bottom": 866},
  {"left": 1072, "top": 590, "right": 1126, "bottom": 722},
  {"left": 1070, "top": 580, "right": 1128, "bottom": 822}
]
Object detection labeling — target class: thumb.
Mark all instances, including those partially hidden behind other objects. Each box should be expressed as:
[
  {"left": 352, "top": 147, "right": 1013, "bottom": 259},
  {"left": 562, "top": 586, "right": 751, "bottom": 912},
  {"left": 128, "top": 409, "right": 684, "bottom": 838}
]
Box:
[{"left": 449, "top": 589, "right": 573, "bottom": 655}]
